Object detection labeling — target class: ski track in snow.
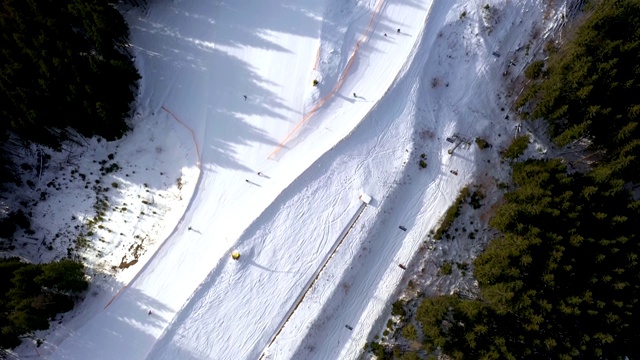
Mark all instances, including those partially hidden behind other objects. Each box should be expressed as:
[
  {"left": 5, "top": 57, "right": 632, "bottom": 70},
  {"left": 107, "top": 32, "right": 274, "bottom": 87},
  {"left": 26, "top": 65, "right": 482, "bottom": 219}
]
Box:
[{"left": 33, "top": 0, "right": 568, "bottom": 359}]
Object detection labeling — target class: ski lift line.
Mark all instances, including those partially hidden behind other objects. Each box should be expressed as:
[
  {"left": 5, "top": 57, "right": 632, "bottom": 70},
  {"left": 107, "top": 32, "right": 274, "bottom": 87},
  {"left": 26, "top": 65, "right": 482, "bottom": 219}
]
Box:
[
  {"left": 161, "top": 106, "right": 202, "bottom": 168},
  {"left": 259, "top": 201, "right": 369, "bottom": 358},
  {"left": 268, "top": 0, "right": 387, "bottom": 160}
]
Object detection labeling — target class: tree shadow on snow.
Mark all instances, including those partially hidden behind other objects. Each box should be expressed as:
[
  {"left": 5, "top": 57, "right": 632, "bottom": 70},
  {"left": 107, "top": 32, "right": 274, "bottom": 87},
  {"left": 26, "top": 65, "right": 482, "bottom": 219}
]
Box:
[
  {"left": 39, "top": 283, "right": 172, "bottom": 360},
  {"left": 127, "top": 0, "right": 325, "bottom": 174}
]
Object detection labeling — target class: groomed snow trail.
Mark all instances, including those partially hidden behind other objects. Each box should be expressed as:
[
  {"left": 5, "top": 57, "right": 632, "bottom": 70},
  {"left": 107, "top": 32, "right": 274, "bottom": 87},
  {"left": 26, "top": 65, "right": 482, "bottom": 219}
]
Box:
[
  {"left": 145, "top": 0, "right": 432, "bottom": 359},
  {"left": 265, "top": 0, "right": 558, "bottom": 358},
  {"left": 44, "top": 0, "right": 563, "bottom": 358},
  {"left": 47, "top": 0, "right": 432, "bottom": 359}
]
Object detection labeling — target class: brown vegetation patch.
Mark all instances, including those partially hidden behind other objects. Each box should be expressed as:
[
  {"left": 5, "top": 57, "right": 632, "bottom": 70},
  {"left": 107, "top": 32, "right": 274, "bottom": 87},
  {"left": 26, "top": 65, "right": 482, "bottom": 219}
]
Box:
[{"left": 117, "top": 235, "right": 147, "bottom": 270}]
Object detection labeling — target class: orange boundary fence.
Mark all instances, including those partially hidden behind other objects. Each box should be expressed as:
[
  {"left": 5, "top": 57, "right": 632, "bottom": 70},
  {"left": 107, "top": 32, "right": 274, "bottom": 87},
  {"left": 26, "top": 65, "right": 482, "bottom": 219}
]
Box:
[
  {"left": 103, "top": 286, "right": 127, "bottom": 309},
  {"left": 103, "top": 107, "right": 202, "bottom": 310},
  {"left": 161, "top": 106, "right": 202, "bottom": 167},
  {"left": 268, "top": 0, "right": 386, "bottom": 159},
  {"left": 313, "top": 46, "right": 321, "bottom": 70}
]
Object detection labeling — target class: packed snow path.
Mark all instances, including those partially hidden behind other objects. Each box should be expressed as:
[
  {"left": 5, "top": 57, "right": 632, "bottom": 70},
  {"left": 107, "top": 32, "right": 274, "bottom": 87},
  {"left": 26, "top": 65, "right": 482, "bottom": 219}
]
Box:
[
  {"left": 145, "top": 0, "right": 432, "bottom": 359},
  {"left": 48, "top": 0, "right": 433, "bottom": 359},
  {"left": 45, "top": 0, "right": 565, "bottom": 358}
]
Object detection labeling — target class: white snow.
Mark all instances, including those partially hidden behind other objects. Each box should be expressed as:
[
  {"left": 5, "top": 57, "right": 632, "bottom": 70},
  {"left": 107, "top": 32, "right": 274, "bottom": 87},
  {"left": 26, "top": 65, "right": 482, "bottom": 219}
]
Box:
[{"left": 7, "top": 0, "right": 570, "bottom": 359}]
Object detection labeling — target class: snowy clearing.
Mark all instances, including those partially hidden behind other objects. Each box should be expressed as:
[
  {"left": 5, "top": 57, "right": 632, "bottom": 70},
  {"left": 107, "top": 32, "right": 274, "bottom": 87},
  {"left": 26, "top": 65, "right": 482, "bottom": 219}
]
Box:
[{"left": 5, "top": 0, "right": 570, "bottom": 359}]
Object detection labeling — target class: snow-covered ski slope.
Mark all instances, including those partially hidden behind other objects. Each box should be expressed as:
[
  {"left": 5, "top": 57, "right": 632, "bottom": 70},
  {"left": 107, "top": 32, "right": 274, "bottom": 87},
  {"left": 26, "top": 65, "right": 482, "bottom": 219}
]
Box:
[{"left": 47, "top": 0, "right": 563, "bottom": 358}]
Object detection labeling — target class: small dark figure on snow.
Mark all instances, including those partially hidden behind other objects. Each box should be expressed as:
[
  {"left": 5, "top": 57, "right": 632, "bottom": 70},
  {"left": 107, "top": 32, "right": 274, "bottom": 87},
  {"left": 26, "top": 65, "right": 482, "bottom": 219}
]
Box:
[
  {"left": 353, "top": 92, "right": 357, "bottom": 98},
  {"left": 257, "top": 172, "right": 263, "bottom": 176},
  {"left": 243, "top": 95, "right": 247, "bottom": 100},
  {"left": 245, "top": 179, "right": 250, "bottom": 183},
  {"left": 397, "top": 28, "right": 400, "bottom": 33},
  {"left": 188, "top": 226, "right": 192, "bottom": 231},
  {"left": 148, "top": 310, "right": 152, "bottom": 315},
  {"left": 384, "top": 33, "right": 387, "bottom": 37}
]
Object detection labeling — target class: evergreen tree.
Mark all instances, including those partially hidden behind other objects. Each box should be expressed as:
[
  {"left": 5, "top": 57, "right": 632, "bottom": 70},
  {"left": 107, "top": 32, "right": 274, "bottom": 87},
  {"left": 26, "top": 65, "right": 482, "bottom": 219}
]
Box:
[
  {"left": 0, "top": 0, "right": 140, "bottom": 148},
  {"left": 419, "top": 159, "right": 640, "bottom": 358},
  {"left": 517, "top": 0, "right": 640, "bottom": 181},
  {"left": 0, "top": 258, "right": 88, "bottom": 349}
]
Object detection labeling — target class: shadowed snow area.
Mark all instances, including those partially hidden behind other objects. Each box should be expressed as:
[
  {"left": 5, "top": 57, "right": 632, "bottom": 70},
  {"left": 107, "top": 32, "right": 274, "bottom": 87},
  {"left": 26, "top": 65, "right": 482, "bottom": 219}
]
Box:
[{"left": 41, "top": 0, "right": 566, "bottom": 359}]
